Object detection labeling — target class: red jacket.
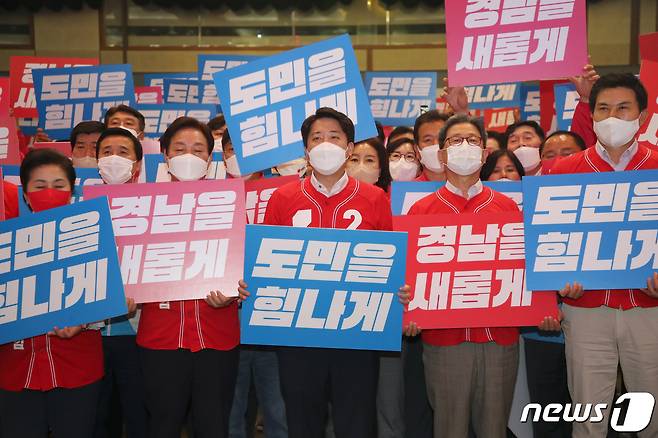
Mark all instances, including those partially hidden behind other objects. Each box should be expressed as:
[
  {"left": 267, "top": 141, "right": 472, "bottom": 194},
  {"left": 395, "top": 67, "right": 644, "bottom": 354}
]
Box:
[
  {"left": 0, "top": 186, "right": 104, "bottom": 391},
  {"left": 263, "top": 176, "right": 392, "bottom": 231},
  {"left": 137, "top": 300, "right": 239, "bottom": 352},
  {"left": 570, "top": 101, "right": 596, "bottom": 148},
  {"left": 549, "top": 144, "right": 658, "bottom": 309},
  {"left": 407, "top": 185, "right": 520, "bottom": 347}
]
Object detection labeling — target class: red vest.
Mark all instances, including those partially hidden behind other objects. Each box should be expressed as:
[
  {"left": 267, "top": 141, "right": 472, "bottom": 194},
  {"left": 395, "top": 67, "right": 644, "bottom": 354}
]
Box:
[
  {"left": 408, "top": 185, "right": 520, "bottom": 347},
  {"left": 550, "top": 145, "right": 658, "bottom": 309},
  {"left": 263, "top": 176, "right": 392, "bottom": 231}
]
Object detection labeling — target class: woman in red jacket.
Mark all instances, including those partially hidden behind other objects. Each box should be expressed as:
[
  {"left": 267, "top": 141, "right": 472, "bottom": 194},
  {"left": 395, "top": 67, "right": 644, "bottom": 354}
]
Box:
[{"left": 0, "top": 149, "right": 104, "bottom": 438}]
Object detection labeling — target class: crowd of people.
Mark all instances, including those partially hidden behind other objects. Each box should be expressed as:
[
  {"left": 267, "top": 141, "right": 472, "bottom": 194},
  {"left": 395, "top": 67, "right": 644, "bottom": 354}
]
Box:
[{"left": 0, "top": 63, "right": 657, "bottom": 438}]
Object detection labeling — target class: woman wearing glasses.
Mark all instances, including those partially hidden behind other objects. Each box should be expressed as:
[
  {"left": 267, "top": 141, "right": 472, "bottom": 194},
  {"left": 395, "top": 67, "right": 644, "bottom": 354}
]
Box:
[{"left": 386, "top": 137, "right": 421, "bottom": 182}]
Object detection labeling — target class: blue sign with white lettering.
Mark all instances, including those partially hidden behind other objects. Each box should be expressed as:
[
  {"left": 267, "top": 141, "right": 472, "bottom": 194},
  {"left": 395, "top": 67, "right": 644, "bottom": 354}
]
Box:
[
  {"left": 554, "top": 83, "right": 579, "bottom": 131},
  {"left": 144, "top": 72, "right": 197, "bottom": 90},
  {"left": 213, "top": 34, "right": 377, "bottom": 175},
  {"left": 465, "top": 82, "right": 522, "bottom": 110},
  {"left": 33, "top": 64, "right": 135, "bottom": 140},
  {"left": 364, "top": 72, "right": 437, "bottom": 126},
  {"left": 520, "top": 84, "right": 541, "bottom": 122},
  {"left": 523, "top": 170, "right": 658, "bottom": 290},
  {"left": 0, "top": 197, "right": 127, "bottom": 344},
  {"left": 136, "top": 103, "right": 219, "bottom": 138},
  {"left": 163, "top": 78, "right": 200, "bottom": 104},
  {"left": 241, "top": 225, "right": 407, "bottom": 351},
  {"left": 198, "top": 55, "right": 258, "bottom": 106},
  {"left": 390, "top": 181, "right": 523, "bottom": 215}
]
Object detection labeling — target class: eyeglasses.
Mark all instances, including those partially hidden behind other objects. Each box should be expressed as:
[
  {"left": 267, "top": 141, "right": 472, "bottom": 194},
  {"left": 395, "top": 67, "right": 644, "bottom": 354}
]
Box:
[
  {"left": 445, "top": 136, "right": 482, "bottom": 147},
  {"left": 389, "top": 152, "right": 418, "bottom": 163}
]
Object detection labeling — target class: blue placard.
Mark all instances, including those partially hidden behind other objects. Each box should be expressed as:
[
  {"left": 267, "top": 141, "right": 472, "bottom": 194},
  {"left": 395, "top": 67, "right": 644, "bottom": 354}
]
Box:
[
  {"left": 0, "top": 197, "right": 128, "bottom": 344},
  {"left": 390, "top": 180, "right": 523, "bottom": 215},
  {"left": 523, "top": 170, "right": 658, "bottom": 290},
  {"left": 32, "top": 64, "right": 135, "bottom": 140},
  {"left": 17, "top": 117, "right": 39, "bottom": 136},
  {"left": 520, "top": 84, "right": 540, "bottom": 122},
  {"left": 137, "top": 103, "right": 219, "bottom": 139},
  {"left": 364, "top": 71, "right": 437, "bottom": 126},
  {"left": 465, "top": 82, "right": 522, "bottom": 110},
  {"left": 241, "top": 225, "right": 407, "bottom": 351},
  {"left": 143, "top": 152, "right": 226, "bottom": 182},
  {"left": 144, "top": 72, "right": 197, "bottom": 89},
  {"left": 213, "top": 34, "right": 377, "bottom": 175},
  {"left": 163, "top": 78, "right": 200, "bottom": 104},
  {"left": 198, "top": 55, "right": 259, "bottom": 106},
  {"left": 1, "top": 166, "right": 104, "bottom": 216},
  {"left": 554, "top": 83, "right": 579, "bottom": 131}
]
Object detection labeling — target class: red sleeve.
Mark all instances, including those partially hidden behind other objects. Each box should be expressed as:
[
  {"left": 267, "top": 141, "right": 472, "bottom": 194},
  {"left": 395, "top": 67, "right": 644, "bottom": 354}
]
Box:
[
  {"left": 376, "top": 189, "right": 393, "bottom": 231},
  {"left": 570, "top": 101, "right": 596, "bottom": 147},
  {"left": 2, "top": 181, "right": 19, "bottom": 220},
  {"left": 263, "top": 188, "right": 283, "bottom": 226}
]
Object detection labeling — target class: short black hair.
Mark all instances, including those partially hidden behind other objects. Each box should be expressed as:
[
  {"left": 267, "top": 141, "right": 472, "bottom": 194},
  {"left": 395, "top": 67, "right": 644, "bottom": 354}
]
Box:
[
  {"left": 69, "top": 121, "right": 104, "bottom": 147},
  {"left": 96, "top": 127, "right": 144, "bottom": 161},
  {"left": 504, "top": 120, "right": 545, "bottom": 146},
  {"left": 486, "top": 130, "right": 506, "bottom": 149},
  {"left": 104, "top": 104, "right": 146, "bottom": 132},
  {"left": 413, "top": 110, "right": 450, "bottom": 144},
  {"left": 589, "top": 73, "right": 648, "bottom": 113},
  {"left": 207, "top": 115, "right": 226, "bottom": 132},
  {"left": 541, "top": 130, "right": 586, "bottom": 155},
  {"left": 374, "top": 121, "right": 385, "bottom": 143},
  {"left": 385, "top": 136, "right": 415, "bottom": 156},
  {"left": 159, "top": 116, "right": 214, "bottom": 155},
  {"left": 480, "top": 149, "right": 525, "bottom": 182},
  {"left": 388, "top": 125, "right": 414, "bottom": 143},
  {"left": 438, "top": 114, "right": 487, "bottom": 149},
  {"left": 300, "top": 107, "right": 355, "bottom": 148},
  {"left": 20, "top": 148, "right": 76, "bottom": 191},
  {"left": 355, "top": 137, "right": 392, "bottom": 192}
]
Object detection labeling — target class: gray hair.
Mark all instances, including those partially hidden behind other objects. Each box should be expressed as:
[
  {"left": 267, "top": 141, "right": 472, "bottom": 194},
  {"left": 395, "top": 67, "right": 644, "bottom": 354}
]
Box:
[{"left": 438, "top": 114, "right": 487, "bottom": 149}]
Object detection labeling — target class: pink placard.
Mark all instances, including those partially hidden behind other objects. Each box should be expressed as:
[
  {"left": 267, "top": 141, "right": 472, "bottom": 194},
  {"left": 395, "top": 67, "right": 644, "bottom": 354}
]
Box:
[
  {"left": 32, "top": 141, "right": 72, "bottom": 157},
  {"left": 0, "top": 77, "right": 9, "bottom": 117},
  {"left": 445, "top": 1, "right": 588, "bottom": 86},
  {"left": 0, "top": 115, "right": 21, "bottom": 166},
  {"left": 84, "top": 179, "right": 246, "bottom": 303},
  {"left": 135, "top": 86, "right": 163, "bottom": 104}
]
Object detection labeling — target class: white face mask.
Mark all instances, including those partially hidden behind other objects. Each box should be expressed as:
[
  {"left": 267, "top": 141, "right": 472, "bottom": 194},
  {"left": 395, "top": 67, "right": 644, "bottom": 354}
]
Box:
[
  {"left": 347, "top": 164, "right": 380, "bottom": 185},
  {"left": 98, "top": 155, "right": 135, "bottom": 185},
  {"left": 72, "top": 156, "right": 98, "bottom": 168},
  {"left": 496, "top": 177, "right": 512, "bottom": 182},
  {"left": 117, "top": 126, "right": 141, "bottom": 139},
  {"left": 419, "top": 144, "right": 444, "bottom": 173},
  {"left": 225, "top": 155, "right": 242, "bottom": 177},
  {"left": 446, "top": 140, "right": 484, "bottom": 176},
  {"left": 593, "top": 117, "right": 640, "bottom": 149},
  {"left": 389, "top": 159, "right": 419, "bottom": 181},
  {"left": 308, "top": 142, "right": 347, "bottom": 176},
  {"left": 513, "top": 146, "right": 541, "bottom": 171},
  {"left": 167, "top": 153, "right": 209, "bottom": 181},
  {"left": 276, "top": 158, "right": 307, "bottom": 177},
  {"left": 213, "top": 137, "right": 222, "bottom": 151}
]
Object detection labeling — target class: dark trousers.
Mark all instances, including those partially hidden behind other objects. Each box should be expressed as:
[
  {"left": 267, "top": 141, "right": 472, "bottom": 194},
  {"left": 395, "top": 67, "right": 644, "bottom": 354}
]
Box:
[
  {"left": 277, "top": 347, "right": 379, "bottom": 438},
  {"left": 403, "top": 336, "right": 434, "bottom": 438},
  {"left": 95, "top": 335, "right": 148, "bottom": 438},
  {"left": 0, "top": 380, "right": 101, "bottom": 438},
  {"left": 139, "top": 347, "right": 239, "bottom": 438},
  {"left": 524, "top": 338, "right": 572, "bottom": 438}
]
